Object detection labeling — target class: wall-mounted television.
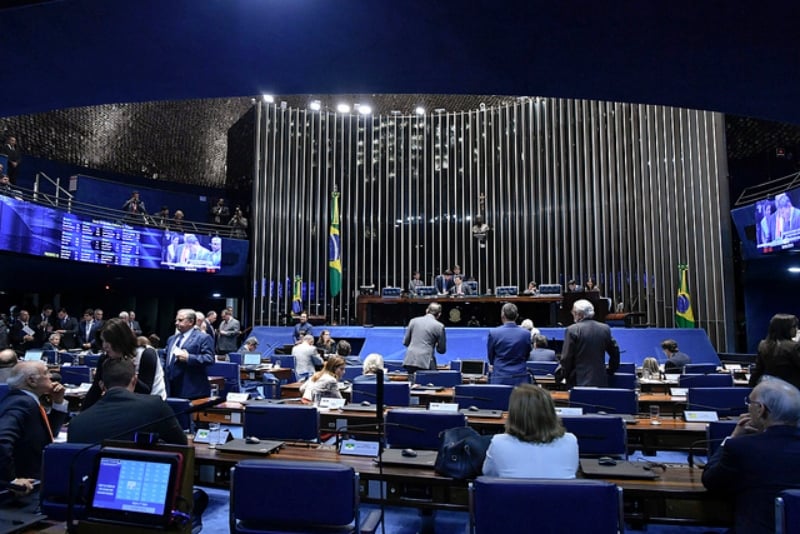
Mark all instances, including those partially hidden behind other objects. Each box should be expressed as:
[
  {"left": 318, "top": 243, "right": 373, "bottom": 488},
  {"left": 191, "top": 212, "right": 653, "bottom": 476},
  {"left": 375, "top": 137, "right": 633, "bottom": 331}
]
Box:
[{"left": 732, "top": 188, "right": 800, "bottom": 260}]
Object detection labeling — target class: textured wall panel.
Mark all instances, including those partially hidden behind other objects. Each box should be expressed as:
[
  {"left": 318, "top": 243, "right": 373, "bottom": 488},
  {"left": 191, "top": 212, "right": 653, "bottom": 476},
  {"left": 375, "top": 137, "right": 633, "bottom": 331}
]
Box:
[{"left": 251, "top": 98, "right": 733, "bottom": 349}]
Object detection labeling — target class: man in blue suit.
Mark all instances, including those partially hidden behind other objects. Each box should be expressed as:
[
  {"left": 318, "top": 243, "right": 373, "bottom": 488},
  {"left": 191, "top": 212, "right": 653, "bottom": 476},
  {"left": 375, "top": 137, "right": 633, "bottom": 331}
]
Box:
[
  {"left": 487, "top": 303, "right": 533, "bottom": 386},
  {"left": 703, "top": 377, "right": 800, "bottom": 534},
  {"left": 164, "top": 308, "right": 215, "bottom": 399}
]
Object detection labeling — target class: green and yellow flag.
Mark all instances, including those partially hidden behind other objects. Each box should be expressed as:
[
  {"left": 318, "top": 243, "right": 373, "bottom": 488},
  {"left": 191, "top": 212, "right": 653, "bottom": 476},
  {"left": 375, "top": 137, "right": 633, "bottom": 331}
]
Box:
[
  {"left": 292, "top": 275, "right": 302, "bottom": 314},
  {"left": 675, "top": 264, "right": 695, "bottom": 328},
  {"left": 329, "top": 190, "right": 342, "bottom": 297}
]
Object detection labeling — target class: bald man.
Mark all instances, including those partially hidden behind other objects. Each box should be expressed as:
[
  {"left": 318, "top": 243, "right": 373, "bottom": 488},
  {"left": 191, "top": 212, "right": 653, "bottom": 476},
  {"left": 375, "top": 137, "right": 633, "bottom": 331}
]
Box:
[{"left": 0, "top": 349, "right": 17, "bottom": 382}]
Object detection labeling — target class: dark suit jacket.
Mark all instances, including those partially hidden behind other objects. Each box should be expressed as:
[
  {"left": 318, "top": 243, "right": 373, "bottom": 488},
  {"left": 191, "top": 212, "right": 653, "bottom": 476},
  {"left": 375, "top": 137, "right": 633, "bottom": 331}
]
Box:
[
  {"left": 67, "top": 388, "right": 187, "bottom": 445},
  {"left": 559, "top": 319, "right": 620, "bottom": 387},
  {"left": 56, "top": 316, "right": 79, "bottom": 349},
  {"left": 0, "top": 390, "right": 67, "bottom": 481},
  {"left": 703, "top": 425, "right": 800, "bottom": 534},
  {"left": 165, "top": 329, "right": 215, "bottom": 399},
  {"left": 487, "top": 322, "right": 532, "bottom": 385},
  {"left": 78, "top": 319, "right": 102, "bottom": 351},
  {"left": 10, "top": 321, "right": 38, "bottom": 351},
  {"left": 664, "top": 351, "right": 691, "bottom": 371}
]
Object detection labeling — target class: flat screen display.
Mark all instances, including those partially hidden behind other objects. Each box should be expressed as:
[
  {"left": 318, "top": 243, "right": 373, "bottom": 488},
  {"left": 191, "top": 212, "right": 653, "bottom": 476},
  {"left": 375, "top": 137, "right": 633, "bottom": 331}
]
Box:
[
  {"left": 732, "top": 189, "right": 800, "bottom": 260},
  {"left": 0, "top": 193, "right": 247, "bottom": 275}
]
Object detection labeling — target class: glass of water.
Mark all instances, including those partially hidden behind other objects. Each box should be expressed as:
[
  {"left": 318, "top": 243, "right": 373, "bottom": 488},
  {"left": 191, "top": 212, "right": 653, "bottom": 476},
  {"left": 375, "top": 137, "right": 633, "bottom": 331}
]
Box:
[
  {"left": 208, "top": 422, "right": 221, "bottom": 448},
  {"left": 649, "top": 405, "right": 661, "bottom": 425}
]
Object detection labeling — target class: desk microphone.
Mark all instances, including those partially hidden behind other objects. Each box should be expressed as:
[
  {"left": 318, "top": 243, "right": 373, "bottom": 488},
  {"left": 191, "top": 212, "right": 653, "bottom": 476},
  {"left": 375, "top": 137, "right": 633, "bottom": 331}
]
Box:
[
  {"left": 65, "top": 396, "right": 225, "bottom": 533},
  {"left": 563, "top": 399, "right": 620, "bottom": 414},
  {"left": 452, "top": 394, "right": 492, "bottom": 402}
]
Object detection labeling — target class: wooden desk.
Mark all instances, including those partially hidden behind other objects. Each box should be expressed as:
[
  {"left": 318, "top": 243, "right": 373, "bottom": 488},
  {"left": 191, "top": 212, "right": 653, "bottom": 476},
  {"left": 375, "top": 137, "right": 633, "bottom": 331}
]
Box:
[
  {"left": 239, "top": 366, "right": 294, "bottom": 383},
  {"left": 191, "top": 441, "right": 732, "bottom": 526},
  {"left": 356, "top": 295, "right": 562, "bottom": 327}
]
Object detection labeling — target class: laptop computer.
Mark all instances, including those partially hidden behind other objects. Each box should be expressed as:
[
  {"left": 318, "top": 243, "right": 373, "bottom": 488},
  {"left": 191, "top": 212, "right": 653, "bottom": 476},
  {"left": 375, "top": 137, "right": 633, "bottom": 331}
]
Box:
[
  {"left": 241, "top": 353, "right": 262, "bottom": 370},
  {"left": 460, "top": 360, "right": 486, "bottom": 380},
  {"left": 24, "top": 349, "right": 43, "bottom": 362}
]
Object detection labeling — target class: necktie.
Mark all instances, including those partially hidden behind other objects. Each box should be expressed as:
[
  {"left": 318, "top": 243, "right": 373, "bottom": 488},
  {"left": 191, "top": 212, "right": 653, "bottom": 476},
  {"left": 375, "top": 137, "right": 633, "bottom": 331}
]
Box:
[
  {"left": 39, "top": 405, "right": 54, "bottom": 442},
  {"left": 170, "top": 333, "right": 185, "bottom": 366}
]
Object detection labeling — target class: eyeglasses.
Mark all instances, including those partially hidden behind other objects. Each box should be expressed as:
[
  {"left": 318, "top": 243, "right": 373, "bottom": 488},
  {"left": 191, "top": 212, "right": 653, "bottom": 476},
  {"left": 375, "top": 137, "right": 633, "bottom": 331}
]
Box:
[{"left": 744, "top": 396, "right": 762, "bottom": 407}]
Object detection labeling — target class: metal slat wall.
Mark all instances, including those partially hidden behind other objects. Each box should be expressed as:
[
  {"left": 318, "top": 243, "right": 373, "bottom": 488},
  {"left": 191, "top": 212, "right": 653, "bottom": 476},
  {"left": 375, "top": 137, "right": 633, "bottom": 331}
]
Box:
[{"left": 250, "top": 98, "right": 734, "bottom": 350}]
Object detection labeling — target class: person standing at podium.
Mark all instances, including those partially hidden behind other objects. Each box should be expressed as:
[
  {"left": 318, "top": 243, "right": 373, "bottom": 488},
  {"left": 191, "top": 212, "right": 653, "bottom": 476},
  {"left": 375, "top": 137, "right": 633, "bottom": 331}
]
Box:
[{"left": 402, "top": 303, "right": 446, "bottom": 374}]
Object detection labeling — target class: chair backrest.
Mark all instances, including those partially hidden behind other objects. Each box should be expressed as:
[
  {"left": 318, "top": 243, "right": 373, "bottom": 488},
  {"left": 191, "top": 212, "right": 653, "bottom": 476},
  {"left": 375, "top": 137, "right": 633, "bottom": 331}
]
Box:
[
  {"left": 227, "top": 353, "right": 243, "bottom": 364},
  {"left": 607, "top": 373, "right": 637, "bottom": 390},
  {"left": 414, "top": 370, "right": 462, "bottom": 387},
  {"left": 244, "top": 404, "right": 319, "bottom": 442},
  {"left": 59, "top": 365, "right": 92, "bottom": 386},
  {"left": 454, "top": 384, "right": 514, "bottom": 411},
  {"left": 351, "top": 382, "right": 411, "bottom": 407},
  {"left": 679, "top": 373, "right": 733, "bottom": 388},
  {"left": 617, "top": 362, "right": 636, "bottom": 375},
  {"left": 526, "top": 361, "right": 559, "bottom": 375},
  {"left": 569, "top": 387, "right": 638, "bottom": 415},
  {"left": 59, "top": 353, "right": 76, "bottom": 364},
  {"left": 560, "top": 415, "right": 628, "bottom": 458},
  {"left": 342, "top": 365, "right": 364, "bottom": 382},
  {"left": 208, "top": 361, "right": 241, "bottom": 393},
  {"left": 42, "top": 350, "right": 58, "bottom": 364},
  {"left": 83, "top": 354, "right": 101, "bottom": 368},
  {"left": 385, "top": 409, "right": 467, "bottom": 450},
  {"left": 166, "top": 397, "right": 193, "bottom": 432},
  {"left": 688, "top": 387, "right": 751, "bottom": 417},
  {"left": 271, "top": 354, "right": 296, "bottom": 369},
  {"left": 776, "top": 489, "right": 800, "bottom": 534},
  {"left": 40, "top": 443, "right": 101, "bottom": 521},
  {"left": 383, "top": 360, "right": 405, "bottom": 372},
  {"left": 231, "top": 460, "right": 358, "bottom": 533},
  {"left": 470, "top": 477, "right": 623, "bottom": 534},
  {"left": 706, "top": 420, "right": 737, "bottom": 457},
  {"left": 683, "top": 363, "right": 718, "bottom": 374}
]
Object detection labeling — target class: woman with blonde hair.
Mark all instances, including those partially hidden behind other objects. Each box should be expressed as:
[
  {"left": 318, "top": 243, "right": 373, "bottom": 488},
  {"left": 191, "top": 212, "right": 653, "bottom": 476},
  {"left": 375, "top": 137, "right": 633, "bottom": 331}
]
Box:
[
  {"left": 482, "top": 384, "right": 578, "bottom": 478},
  {"left": 300, "top": 355, "right": 346, "bottom": 403},
  {"left": 641, "top": 357, "right": 660, "bottom": 379}
]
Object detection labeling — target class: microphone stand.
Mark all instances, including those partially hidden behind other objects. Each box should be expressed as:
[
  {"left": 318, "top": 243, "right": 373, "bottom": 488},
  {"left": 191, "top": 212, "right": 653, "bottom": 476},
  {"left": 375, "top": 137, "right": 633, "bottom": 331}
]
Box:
[{"left": 64, "top": 396, "right": 225, "bottom": 533}]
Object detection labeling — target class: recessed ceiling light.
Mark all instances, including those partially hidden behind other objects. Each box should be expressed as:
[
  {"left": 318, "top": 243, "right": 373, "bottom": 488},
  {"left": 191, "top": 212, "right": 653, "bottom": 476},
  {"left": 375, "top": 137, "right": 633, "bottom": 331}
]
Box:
[
  {"left": 415, "top": 106, "right": 425, "bottom": 115},
  {"left": 262, "top": 94, "right": 274, "bottom": 103},
  {"left": 788, "top": 267, "right": 800, "bottom": 273},
  {"left": 337, "top": 103, "right": 351, "bottom": 113},
  {"left": 309, "top": 100, "right": 321, "bottom": 111}
]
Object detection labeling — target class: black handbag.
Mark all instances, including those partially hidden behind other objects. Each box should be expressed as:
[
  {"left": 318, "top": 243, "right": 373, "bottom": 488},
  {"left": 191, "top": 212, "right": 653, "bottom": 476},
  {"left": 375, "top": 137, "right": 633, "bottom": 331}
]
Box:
[{"left": 434, "top": 426, "right": 492, "bottom": 480}]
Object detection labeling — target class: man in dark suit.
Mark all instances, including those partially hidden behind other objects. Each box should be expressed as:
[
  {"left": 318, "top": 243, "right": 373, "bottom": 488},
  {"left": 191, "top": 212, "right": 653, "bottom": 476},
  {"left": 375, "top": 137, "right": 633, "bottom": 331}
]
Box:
[
  {"left": 487, "top": 303, "right": 533, "bottom": 385},
  {"left": 402, "top": 302, "right": 446, "bottom": 374},
  {"left": 559, "top": 299, "right": 620, "bottom": 387},
  {"left": 78, "top": 308, "right": 102, "bottom": 352},
  {"left": 128, "top": 310, "right": 143, "bottom": 336},
  {"left": 0, "top": 360, "right": 68, "bottom": 489},
  {"left": 434, "top": 269, "right": 454, "bottom": 295},
  {"left": 0, "top": 136, "right": 21, "bottom": 182},
  {"left": 703, "top": 377, "right": 800, "bottom": 534},
  {"left": 54, "top": 307, "right": 79, "bottom": 349},
  {"left": 10, "top": 309, "right": 38, "bottom": 355},
  {"left": 165, "top": 308, "right": 215, "bottom": 399},
  {"left": 68, "top": 358, "right": 186, "bottom": 444}
]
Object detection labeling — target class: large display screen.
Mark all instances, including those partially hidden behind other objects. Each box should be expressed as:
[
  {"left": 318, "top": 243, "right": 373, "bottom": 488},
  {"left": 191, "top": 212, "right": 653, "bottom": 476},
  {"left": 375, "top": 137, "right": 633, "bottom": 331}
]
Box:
[
  {"left": 732, "top": 189, "right": 800, "bottom": 260},
  {"left": 0, "top": 193, "right": 247, "bottom": 275}
]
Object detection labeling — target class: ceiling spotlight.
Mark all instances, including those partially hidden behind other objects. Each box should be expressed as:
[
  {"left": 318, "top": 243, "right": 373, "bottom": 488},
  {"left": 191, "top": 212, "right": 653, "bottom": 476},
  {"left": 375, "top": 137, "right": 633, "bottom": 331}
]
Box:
[
  {"left": 337, "top": 103, "right": 351, "bottom": 113},
  {"left": 434, "top": 108, "right": 445, "bottom": 114},
  {"left": 789, "top": 267, "right": 800, "bottom": 273},
  {"left": 262, "top": 94, "right": 274, "bottom": 103},
  {"left": 212, "top": 292, "right": 222, "bottom": 298},
  {"left": 479, "top": 103, "right": 486, "bottom": 110},
  {"left": 358, "top": 105, "right": 372, "bottom": 115},
  {"left": 415, "top": 106, "right": 425, "bottom": 115},
  {"left": 310, "top": 100, "right": 321, "bottom": 111}
]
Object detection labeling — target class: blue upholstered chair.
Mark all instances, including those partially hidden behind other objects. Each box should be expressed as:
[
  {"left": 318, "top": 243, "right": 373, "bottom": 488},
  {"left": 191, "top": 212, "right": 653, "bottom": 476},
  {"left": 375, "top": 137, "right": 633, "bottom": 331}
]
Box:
[
  {"left": 83, "top": 354, "right": 101, "bottom": 368},
  {"left": 42, "top": 350, "right": 58, "bottom": 364},
  {"left": 227, "top": 353, "right": 243, "bottom": 364},
  {"left": 166, "top": 397, "right": 193, "bottom": 432},
  {"left": 679, "top": 373, "right": 733, "bottom": 388},
  {"left": 776, "top": 489, "right": 800, "bottom": 534},
  {"left": 342, "top": 365, "right": 364, "bottom": 382},
  {"left": 607, "top": 373, "right": 637, "bottom": 390},
  {"left": 230, "top": 460, "right": 380, "bottom": 534},
  {"left": 271, "top": 354, "right": 296, "bottom": 370},
  {"left": 687, "top": 387, "right": 751, "bottom": 418},
  {"left": 454, "top": 384, "right": 514, "bottom": 411},
  {"left": 569, "top": 387, "right": 638, "bottom": 415},
  {"left": 383, "top": 360, "right": 405, "bottom": 372},
  {"left": 352, "top": 382, "right": 411, "bottom": 407},
  {"left": 244, "top": 404, "right": 319, "bottom": 442},
  {"left": 470, "top": 477, "right": 623, "bottom": 534},
  {"left": 385, "top": 409, "right": 467, "bottom": 450},
  {"left": 617, "top": 362, "right": 636, "bottom": 375},
  {"left": 560, "top": 415, "right": 628, "bottom": 458},
  {"left": 526, "top": 361, "right": 559, "bottom": 376},
  {"left": 59, "top": 365, "right": 92, "bottom": 386},
  {"left": 414, "top": 370, "right": 462, "bottom": 387},
  {"left": 208, "top": 361, "right": 241, "bottom": 393},
  {"left": 706, "top": 420, "right": 737, "bottom": 457},
  {"left": 0, "top": 383, "right": 8, "bottom": 403},
  {"left": 683, "top": 363, "right": 718, "bottom": 375},
  {"left": 40, "top": 443, "right": 101, "bottom": 521}
]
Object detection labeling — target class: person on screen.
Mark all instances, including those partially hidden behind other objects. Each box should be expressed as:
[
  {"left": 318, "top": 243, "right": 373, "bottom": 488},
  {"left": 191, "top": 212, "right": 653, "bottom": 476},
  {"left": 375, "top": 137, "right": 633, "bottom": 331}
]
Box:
[
  {"left": 661, "top": 339, "right": 691, "bottom": 372},
  {"left": 482, "top": 384, "right": 578, "bottom": 478},
  {"left": 209, "top": 236, "right": 222, "bottom": 267},
  {"left": 766, "top": 193, "right": 800, "bottom": 242},
  {"left": 178, "top": 234, "right": 211, "bottom": 265},
  {"left": 165, "top": 234, "right": 181, "bottom": 263},
  {"left": 749, "top": 314, "right": 800, "bottom": 390},
  {"left": 756, "top": 200, "right": 774, "bottom": 245}
]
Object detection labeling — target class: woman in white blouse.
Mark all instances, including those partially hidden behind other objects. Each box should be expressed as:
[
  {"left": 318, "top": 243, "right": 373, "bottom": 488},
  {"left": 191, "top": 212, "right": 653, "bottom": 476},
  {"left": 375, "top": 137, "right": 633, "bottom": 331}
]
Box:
[
  {"left": 300, "top": 356, "right": 346, "bottom": 403},
  {"left": 482, "top": 383, "right": 579, "bottom": 478}
]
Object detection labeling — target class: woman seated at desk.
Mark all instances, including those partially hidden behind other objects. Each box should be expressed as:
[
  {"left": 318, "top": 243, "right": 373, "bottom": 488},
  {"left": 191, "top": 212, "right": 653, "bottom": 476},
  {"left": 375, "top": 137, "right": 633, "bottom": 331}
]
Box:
[
  {"left": 300, "top": 356, "right": 346, "bottom": 403},
  {"left": 315, "top": 330, "right": 337, "bottom": 354},
  {"left": 483, "top": 384, "right": 578, "bottom": 478}
]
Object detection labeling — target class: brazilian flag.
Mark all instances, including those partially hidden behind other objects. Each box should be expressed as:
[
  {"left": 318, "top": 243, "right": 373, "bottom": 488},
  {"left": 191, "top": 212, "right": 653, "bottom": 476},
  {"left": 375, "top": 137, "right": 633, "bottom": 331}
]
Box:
[
  {"left": 675, "top": 264, "right": 695, "bottom": 328},
  {"left": 329, "top": 190, "right": 342, "bottom": 297},
  {"left": 292, "top": 275, "right": 302, "bottom": 314}
]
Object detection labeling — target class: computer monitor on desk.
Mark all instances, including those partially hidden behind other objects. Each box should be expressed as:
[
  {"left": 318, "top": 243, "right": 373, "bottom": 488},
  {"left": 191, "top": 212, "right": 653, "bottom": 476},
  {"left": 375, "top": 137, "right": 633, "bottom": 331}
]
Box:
[
  {"left": 415, "top": 286, "right": 437, "bottom": 297},
  {"left": 495, "top": 286, "right": 519, "bottom": 297}
]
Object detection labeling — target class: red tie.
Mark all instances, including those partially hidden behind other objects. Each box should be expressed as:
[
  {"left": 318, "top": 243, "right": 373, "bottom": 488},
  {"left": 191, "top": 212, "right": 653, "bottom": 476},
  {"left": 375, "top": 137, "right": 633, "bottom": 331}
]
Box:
[{"left": 39, "top": 404, "right": 54, "bottom": 442}]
